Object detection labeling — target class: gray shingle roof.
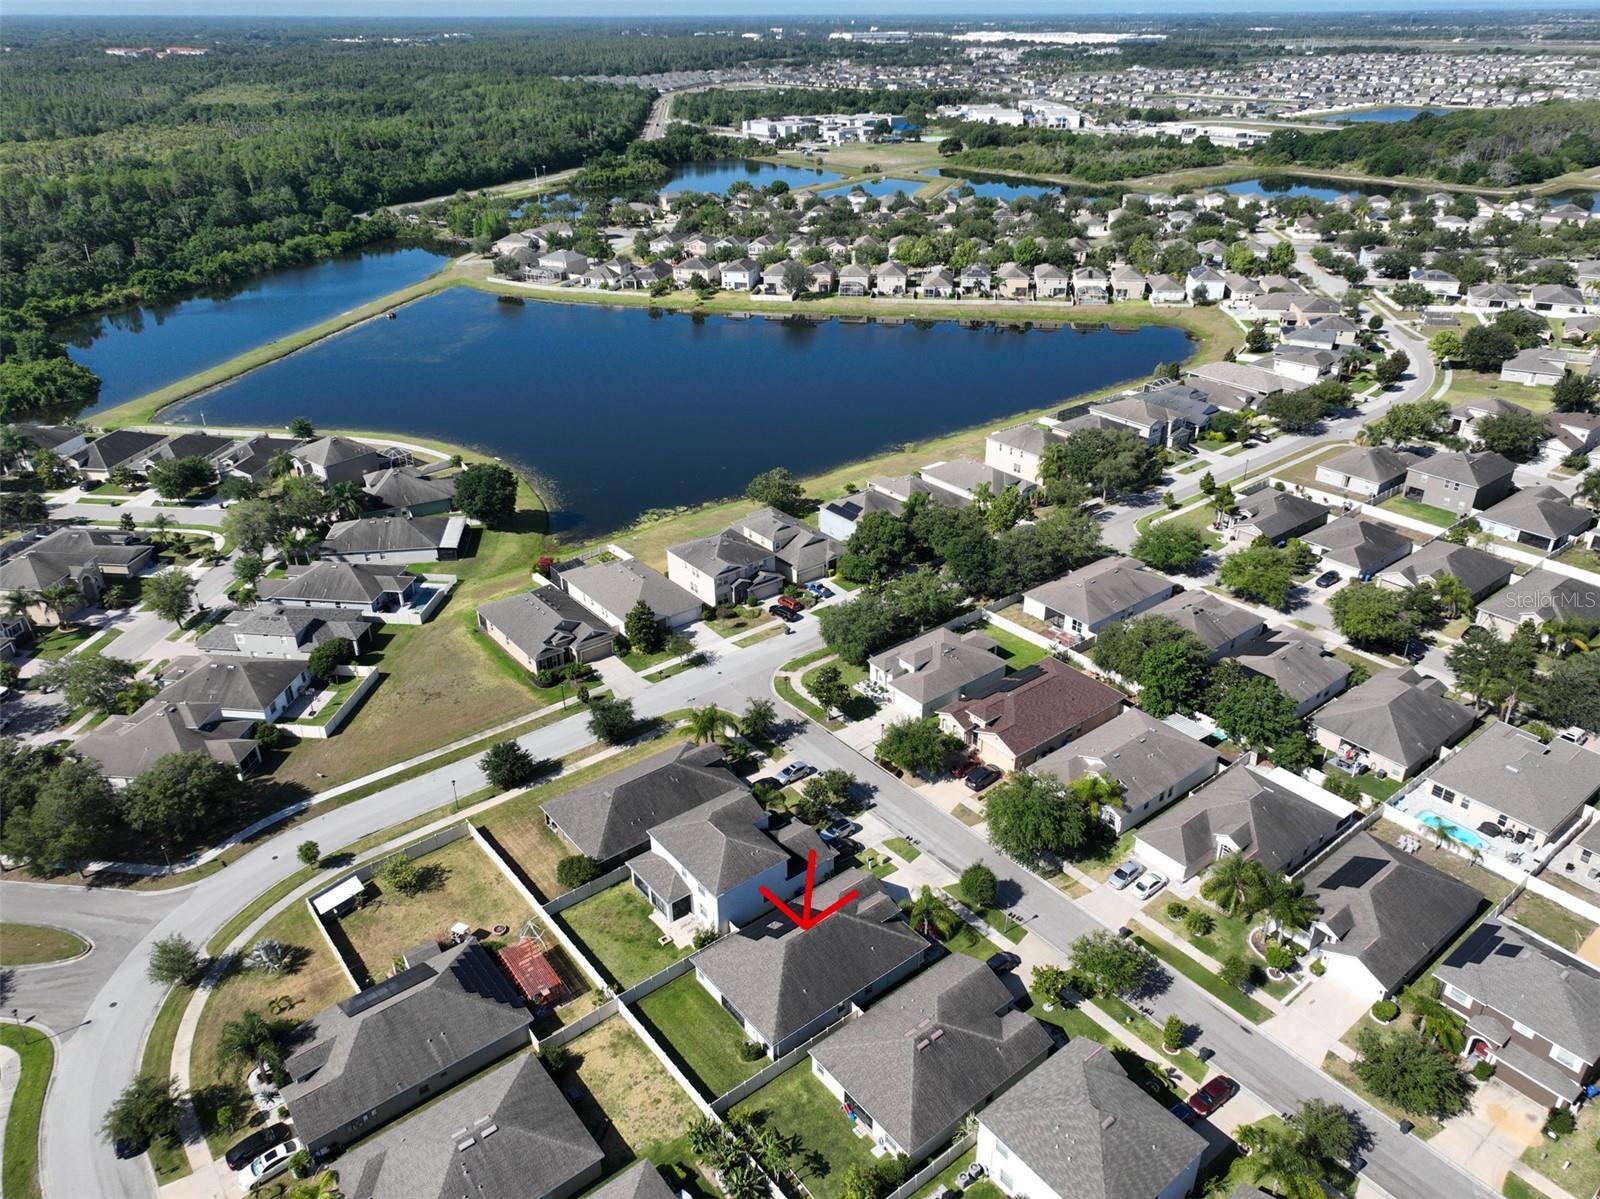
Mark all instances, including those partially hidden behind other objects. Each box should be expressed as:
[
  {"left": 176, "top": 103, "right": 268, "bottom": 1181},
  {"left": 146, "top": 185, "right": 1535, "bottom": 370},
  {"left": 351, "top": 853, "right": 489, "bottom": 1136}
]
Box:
[
  {"left": 1318, "top": 446, "right": 1417, "bottom": 487},
  {"left": 1477, "top": 486, "right": 1593, "bottom": 541},
  {"left": 651, "top": 793, "right": 798, "bottom": 895},
  {"left": 1437, "top": 921, "right": 1600, "bottom": 1066},
  {"left": 1479, "top": 569, "right": 1600, "bottom": 627},
  {"left": 809, "top": 955, "right": 1050, "bottom": 1155},
  {"left": 319, "top": 514, "right": 465, "bottom": 558},
  {"left": 1375, "top": 541, "right": 1512, "bottom": 600},
  {"left": 259, "top": 561, "right": 414, "bottom": 606},
  {"left": 334, "top": 1053, "right": 602, "bottom": 1199},
  {"left": 1407, "top": 450, "right": 1515, "bottom": 487},
  {"left": 978, "top": 1038, "right": 1205, "bottom": 1199},
  {"left": 1313, "top": 668, "right": 1474, "bottom": 773},
  {"left": 157, "top": 658, "right": 305, "bottom": 714},
  {"left": 1145, "top": 591, "right": 1264, "bottom": 656},
  {"left": 196, "top": 604, "right": 374, "bottom": 655},
  {"left": 585, "top": 1162, "right": 678, "bottom": 1199},
  {"left": 1425, "top": 723, "right": 1597, "bottom": 836},
  {"left": 692, "top": 870, "right": 928, "bottom": 1047},
  {"left": 1301, "top": 832, "right": 1480, "bottom": 994},
  {"left": 870, "top": 627, "right": 1003, "bottom": 705},
  {"left": 282, "top": 940, "right": 531, "bottom": 1152},
  {"left": 1232, "top": 490, "right": 1330, "bottom": 542},
  {"left": 74, "top": 699, "right": 259, "bottom": 780},
  {"left": 541, "top": 743, "right": 744, "bottom": 862},
  {"left": 1138, "top": 765, "right": 1346, "bottom": 877},
  {"left": 1231, "top": 630, "right": 1350, "bottom": 709},
  {"left": 0, "top": 527, "right": 153, "bottom": 593},
  {"left": 559, "top": 558, "right": 699, "bottom": 624},
  {"left": 73, "top": 429, "right": 165, "bottom": 473},
  {"left": 1303, "top": 516, "right": 1413, "bottom": 574},
  {"left": 1023, "top": 556, "right": 1174, "bottom": 629},
  {"left": 475, "top": 586, "right": 613, "bottom": 666},
  {"left": 1034, "top": 708, "right": 1218, "bottom": 812}
]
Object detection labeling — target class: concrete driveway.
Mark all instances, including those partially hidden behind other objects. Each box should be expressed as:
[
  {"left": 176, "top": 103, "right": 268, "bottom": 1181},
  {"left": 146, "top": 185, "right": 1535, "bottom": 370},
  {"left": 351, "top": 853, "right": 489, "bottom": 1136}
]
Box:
[
  {"left": 1431, "top": 1077, "right": 1549, "bottom": 1192},
  {"left": 1262, "top": 975, "right": 1375, "bottom": 1066}
]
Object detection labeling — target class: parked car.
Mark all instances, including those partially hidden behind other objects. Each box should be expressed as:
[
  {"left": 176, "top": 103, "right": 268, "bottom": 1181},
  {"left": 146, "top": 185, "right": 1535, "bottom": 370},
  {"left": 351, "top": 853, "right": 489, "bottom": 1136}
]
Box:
[
  {"left": 1131, "top": 872, "right": 1168, "bottom": 901},
  {"left": 225, "top": 1123, "right": 293, "bottom": 1172},
  {"left": 819, "top": 818, "right": 859, "bottom": 842},
  {"left": 965, "top": 765, "right": 1002, "bottom": 792},
  {"left": 1168, "top": 1100, "right": 1198, "bottom": 1127},
  {"left": 750, "top": 777, "right": 779, "bottom": 793},
  {"left": 985, "top": 951, "right": 1022, "bottom": 974},
  {"left": 806, "top": 582, "right": 834, "bottom": 599},
  {"left": 768, "top": 605, "right": 801, "bottom": 623},
  {"left": 1187, "top": 1076, "right": 1239, "bottom": 1117},
  {"left": 775, "top": 761, "right": 813, "bottom": 785},
  {"left": 236, "top": 1138, "right": 301, "bottom": 1192},
  {"left": 1108, "top": 860, "right": 1145, "bottom": 890},
  {"left": 1314, "top": 570, "right": 1341, "bottom": 589},
  {"left": 777, "top": 595, "right": 804, "bottom": 612}
]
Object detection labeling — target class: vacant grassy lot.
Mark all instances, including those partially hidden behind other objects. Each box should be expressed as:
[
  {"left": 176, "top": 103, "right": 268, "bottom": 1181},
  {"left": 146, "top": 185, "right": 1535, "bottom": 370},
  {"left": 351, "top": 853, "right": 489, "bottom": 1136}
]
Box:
[
  {"left": 268, "top": 498, "right": 548, "bottom": 791},
  {"left": 191, "top": 902, "right": 354, "bottom": 1155},
  {"left": 634, "top": 973, "right": 762, "bottom": 1099},
  {"left": 731, "top": 1063, "right": 881, "bottom": 1199},
  {"left": 0, "top": 923, "right": 89, "bottom": 965},
  {"left": 1504, "top": 891, "right": 1598, "bottom": 954},
  {"left": 557, "top": 1019, "right": 702, "bottom": 1176},
  {"left": 336, "top": 836, "right": 534, "bottom": 985},
  {"left": 558, "top": 884, "right": 688, "bottom": 990}
]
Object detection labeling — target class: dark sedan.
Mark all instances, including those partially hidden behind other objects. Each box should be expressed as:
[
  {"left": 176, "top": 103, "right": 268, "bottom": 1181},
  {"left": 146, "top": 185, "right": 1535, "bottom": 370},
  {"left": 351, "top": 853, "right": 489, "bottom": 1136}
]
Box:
[
  {"left": 965, "top": 765, "right": 1002, "bottom": 792},
  {"left": 224, "top": 1123, "right": 293, "bottom": 1172}
]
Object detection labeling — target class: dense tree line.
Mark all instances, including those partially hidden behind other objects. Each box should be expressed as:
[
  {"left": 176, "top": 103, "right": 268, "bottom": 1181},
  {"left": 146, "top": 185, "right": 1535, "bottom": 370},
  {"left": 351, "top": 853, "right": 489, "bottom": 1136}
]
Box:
[
  {"left": 0, "top": 32, "right": 656, "bottom": 325},
  {"left": 1254, "top": 102, "right": 1600, "bottom": 186},
  {"left": 947, "top": 123, "right": 1227, "bottom": 184},
  {"left": 671, "top": 87, "right": 972, "bottom": 128}
]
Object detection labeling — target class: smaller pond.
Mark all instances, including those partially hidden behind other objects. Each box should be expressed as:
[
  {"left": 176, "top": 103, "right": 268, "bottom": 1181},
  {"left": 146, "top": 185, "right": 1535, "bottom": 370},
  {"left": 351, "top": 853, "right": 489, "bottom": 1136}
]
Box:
[
  {"left": 1220, "top": 175, "right": 1409, "bottom": 203},
  {"left": 1332, "top": 106, "right": 1454, "bottom": 123},
  {"left": 663, "top": 159, "right": 843, "bottom": 194},
  {"left": 931, "top": 169, "right": 1062, "bottom": 201},
  {"left": 65, "top": 243, "right": 454, "bottom": 413},
  {"left": 817, "top": 177, "right": 927, "bottom": 198}
]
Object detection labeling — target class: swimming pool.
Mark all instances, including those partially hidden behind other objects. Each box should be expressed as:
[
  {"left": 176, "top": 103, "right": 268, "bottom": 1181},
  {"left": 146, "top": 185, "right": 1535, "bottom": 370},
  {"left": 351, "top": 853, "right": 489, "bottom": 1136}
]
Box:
[{"left": 1416, "top": 810, "right": 1486, "bottom": 851}]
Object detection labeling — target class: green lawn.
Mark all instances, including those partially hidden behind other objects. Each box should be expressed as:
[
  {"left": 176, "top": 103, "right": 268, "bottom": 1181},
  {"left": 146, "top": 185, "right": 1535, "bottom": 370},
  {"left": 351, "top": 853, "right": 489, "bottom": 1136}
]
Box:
[
  {"left": 971, "top": 621, "right": 1051, "bottom": 671},
  {"left": 1144, "top": 903, "right": 1296, "bottom": 1000},
  {"left": 1444, "top": 370, "right": 1555, "bottom": 415},
  {"left": 558, "top": 883, "right": 688, "bottom": 989},
  {"left": 951, "top": 803, "right": 984, "bottom": 827},
  {"left": 633, "top": 973, "right": 762, "bottom": 1099},
  {"left": 883, "top": 836, "right": 921, "bottom": 862},
  {"left": 1553, "top": 542, "right": 1600, "bottom": 575},
  {"left": 300, "top": 671, "right": 370, "bottom": 727},
  {"left": 943, "top": 923, "right": 1005, "bottom": 963},
  {"left": 0, "top": 1024, "right": 52, "bottom": 1199},
  {"left": 0, "top": 923, "right": 89, "bottom": 965},
  {"left": 1022, "top": 991, "right": 1115, "bottom": 1046},
  {"left": 1521, "top": 1101, "right": 1600, "bottom": 1199},
  {"left": 1148, "top": 501, "right": 1225, "bottom": 549},
  {"left": 1504, "top": 891, "right": 1597, "bottom": 954},
  {"left": 706, "top": 605, "right": 775, "bottom": 639},
  {"left": 1092, "top": 993, "right": 1208, "bottom": 1082},
  {"left": 619, "top": 644, "right": 682, "bottom": 674},
  {"left": 1377, "top": 495, "right": 1457, "bottom": 527},
  {"left": 1073, "top": 832, "right": 1137, "bottom": 883},
  {"left": 28, "top": 625, "right": 96, "bottom": 660},
  {"left": 1502, "top": 1175, "right": 1543, "bottom": 1199},
  {"left": 1131, "top": 926, "right": 1273, "bottom": 1023},
  {"left": 801, "top": 659, "right": 877, "bottom": 721},
  {"left": 944, "top": 884, "right": 1027, "bottom": 944},
  {"left": 731, "top": 1063, "right": 882, "bottom": 1199}
]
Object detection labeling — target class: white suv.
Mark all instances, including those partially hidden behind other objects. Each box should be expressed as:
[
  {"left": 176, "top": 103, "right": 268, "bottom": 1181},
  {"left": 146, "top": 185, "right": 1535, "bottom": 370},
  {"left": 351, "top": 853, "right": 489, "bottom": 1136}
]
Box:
[{"left": 237, "top": 1138, "right": 301, "bottom": 1192}]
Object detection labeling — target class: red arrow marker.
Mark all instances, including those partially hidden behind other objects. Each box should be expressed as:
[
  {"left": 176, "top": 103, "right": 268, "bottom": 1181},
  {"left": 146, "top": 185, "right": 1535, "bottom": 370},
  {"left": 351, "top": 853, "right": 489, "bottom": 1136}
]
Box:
[{"left": 760, "top": 850, "right": 858, "bottom": 931}]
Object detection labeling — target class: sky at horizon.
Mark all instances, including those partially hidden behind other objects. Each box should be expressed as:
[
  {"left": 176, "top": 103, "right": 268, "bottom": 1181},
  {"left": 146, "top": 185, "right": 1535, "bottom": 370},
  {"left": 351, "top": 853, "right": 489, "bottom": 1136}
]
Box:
[{"left": 9, "top": 0, "right": 1600, "bottom": 17}]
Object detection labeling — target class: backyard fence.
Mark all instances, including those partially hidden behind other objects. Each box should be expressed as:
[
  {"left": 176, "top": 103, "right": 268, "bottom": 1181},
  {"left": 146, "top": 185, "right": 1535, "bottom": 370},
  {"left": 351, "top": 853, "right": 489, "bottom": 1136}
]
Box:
[
  {"left": 710, "top": 1009, "right": 862, "bottom": 1114},
  {"left": 543, "top": 865, "right": 631, "bottom": 915},
  {"left": 616, "top": 955, "right": 697, "bottom": 1007},
  {"left": 533, "top": 997, "right": 621, "bottom": 1052},
  {"left": 284, "top": 664, "right": 381, "bottom": 740},
  {"left": 883, "top": 1130, "right": 977, "bottom": 1199}
]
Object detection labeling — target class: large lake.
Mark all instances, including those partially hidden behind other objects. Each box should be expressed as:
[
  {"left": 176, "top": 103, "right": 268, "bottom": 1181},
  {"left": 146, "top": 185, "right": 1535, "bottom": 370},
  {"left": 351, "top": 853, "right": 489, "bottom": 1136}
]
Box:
[
  {"left": 1223, "top": 175, "right": 1409, "bottom": 202},
  {"left": 164, "top": 289, "right": 1191, "bottom": 537},
  {"left": 1332, "top": 106, "right": 1454, "bottom": 123},
  {"left": 664, "top": 159, "right": 842, "bottom": 193},
  {"left": 66, "top": 244, "right": 455, "bottom": 413}
]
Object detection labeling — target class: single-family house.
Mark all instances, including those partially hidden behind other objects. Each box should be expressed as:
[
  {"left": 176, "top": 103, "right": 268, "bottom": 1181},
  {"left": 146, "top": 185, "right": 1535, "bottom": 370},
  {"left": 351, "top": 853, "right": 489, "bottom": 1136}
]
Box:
[
  {"left": 1312, "top": 667, "right": 1475, "bottom": 781},
  {"left": 1475, "top": 486, "right": 1595, "bottom": 553},
  {"left": 937, "top": 658, "right": 1123, "bottom": 772},
  {"left": 1073, "top": 268, "right": 1109, "bottom": 304},
  {"left": 1438, "top": 921, "right": 1600, "bottom": 1109},
  {"left": 291, "top": 436, "right": 391, "bottom": 485},
  {"left": 1402, "top": 451, "right": 1516, "bottom": 515},
  {"left": 667, "top": 510, "right": 839, "bottom": 607},
  {"left": 71, "top": 429, "right": 166, "bottom": 481},
  {"left": 1031, "top": 264, "right": 1071, "bottom": 299},
  {"left": 0, "top": 527, "right": 154, "bottom": 619},
  {"left": 630, "top": 792, "right": 833, "bottom": 932},
  {"left": 1229, "top": 490, "right": 1330, "bottom": 544},
  {"left": 558, "top": 558, "right": 700, "bottom": 633},
  {"left": 1420, "top": 722, "right": 1598, "bottom": 848},
  {"left": 870, "top": 627, "right": 1007, "bottom": 719},
  {"left": 673, "top": 256, "right": 714, "bottom": 286},
  {"left": 1186, "top": 267, "right": 1228, "bottom": 303},
  {"left": 818, "top": 487, "right": 906, "bottom": 541},
  {"left": 543, "top": 743, "right": 745, "bottom": 870},
  {"left": 977, "top": 1039, "right": 1206, "bottom": 1199},
  {"left": 280, "top": 939, "right": 533, "bottom": 1155},
  {"left": 317, "top": 514, "right": 466, "bottom": 565},
  {"left": 1230, "top": 630, "right": 1351, "bottom": 716},
  {"left": 1134, "top": 764, "right": 1351, "bottom": 882},
  {"left": 1312, "top": 446, "right": 1417, "bottom": 499},
  {"left": 1145, "top": 591, "right": 1266, "bottom": 661},
  {"left": 920, "top": 458, "right": 1034, "bottom": 505},
  {"left": 1549, "top": 820, "right": 1600, "bottom": 895},
  {"left": 259, "top": 561, "right": 426, "bottom": 617},
  {"left": 1374, "top": 540, "right": 1514, "bottom": 601},
  {"left": 810, "top": 954, "right": 1051, "bottom": 1163},
  {"left": 475, "top": 586, "right": 615, "bottom": 671},
  {"left": 1295, "top": 832, "right": 1480, "bottom": 1001},
  {"left": 1033, "top": 707, "right": 1219, "bottom": 833},
  {"left": 8, "top": 422, "right": 88, "bottom": 465},
  {"left": 1147, "top": 273, "right": 1187, "bottom": 305},
  {"left": 996, "top": 264, "right": 1031, "bottom": 300},
  {"left": 1407, "top": 267, "right": 1462, "bottom": 299},
  {"left": 1527, "top": 284, "right": 1589, "bottom": 317},
  {"left": 1184, "top": 360, "right": 1292, "bottom": 401},
  {"left": 1021, "top": 556, "right": 1176, "bottom": 641},
  {"left": 1090, "top": 385, "right": 1214, "bottom": 448},
  {"left": 1477, "top": 569, "right": 1600, "bottom": 638},
  {"left": 690, "top": 870, "right": 930, "bottom": 1058},
  {"left": 197, "top": 604, "right": 376, "bottom": 660},
  {"left": 719, "top": 257, "right": 760, "bottom": 291},
  {"left": 960, "top": 264, "right": 993, "bottom": 295},
  {"left": 361, "top": 465, "right": 456, "bottom": 516},
  {"left": 1500, "top": 347, "right": 1582, "bottom": 387},
  {"left": 984, "top": 422, "right": 1057, "bottom": 486},
  {"left": 331, "top": 1053, "right": 604, "bottom": 1199},
  {"left": 1302, "top": 515, "right": 1413, "bottom": 579}
]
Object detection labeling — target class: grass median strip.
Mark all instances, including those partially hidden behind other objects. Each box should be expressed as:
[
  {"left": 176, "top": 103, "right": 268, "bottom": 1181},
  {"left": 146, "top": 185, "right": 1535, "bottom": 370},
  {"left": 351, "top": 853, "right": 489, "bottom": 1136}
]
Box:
[
  {"left": 0, "top": 1023, "right": 53, "bottom": 1199},
  {"left": 1130, "top": 924, "right": 1271, "bottom": 1024}
]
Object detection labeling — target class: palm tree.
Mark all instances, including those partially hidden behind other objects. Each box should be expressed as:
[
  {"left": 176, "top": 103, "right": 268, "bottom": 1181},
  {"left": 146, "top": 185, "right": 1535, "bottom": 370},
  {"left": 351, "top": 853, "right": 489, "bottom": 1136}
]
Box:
[
  {"left": 324, "top": 481, "right": 363, "bottom": 521},
  {"left": 149, "top": 512, "right": 174, "bottom": 550},
  {"left": 1201, "top": 855, "right": 1266, "bottom": 918},
  {"left": 267, "top": 451, "right": 296, "bottom": 482},
  {"left": 216, "top": 1009, "right": 284, "bottom": 1074},
  {"left": 1245, "top": 1128, "right": 1324, "bottom": 1199},
  {"left": 907, "top": 886, "right": 960, "bottom": 941},
  {"left": 1433, "top": 573, "right": 1474, "bottom": 622},
  {"left": 1402, "top": 981, "right": 1467, "bottom": 1053},
  {"left": 4, "top": 589, "right": 39, "bottom": 623},
  {"left": 687, "top": 704, "right": 734, "bottom": 745},
  {"left": 37, "top": 580, "right": 81, "bottom": 627},
  {"left": 1259, "top": 874, "right": 1319, "bottom": 940},
  {"left": 749, "top": 1124, "right": 792, "bottom": 1177},
  {"left": 1067, "top": 773, "right": 1123, "bottom": 822}
]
